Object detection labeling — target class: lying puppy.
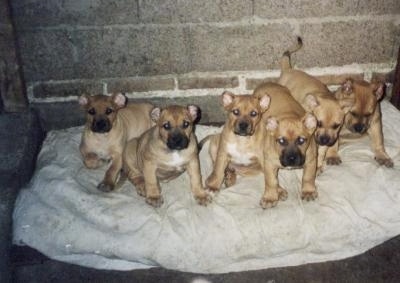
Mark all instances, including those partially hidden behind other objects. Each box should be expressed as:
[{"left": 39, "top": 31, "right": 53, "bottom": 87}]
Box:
[
  {"left": 254, "top": 82, "right": 318, "bottom": 208},
  {"left": 79, "top": 93, "right": 154, "bottom": 192},
  {"left": 203, "top": 91, "right": 270, "bottom": 193},
  {"left": 326, "top": 78, "right": 393, "bottom": 167},
  {"left": 123, "top": 105, "right": 210, "bottom": 207},
  {"left": 278, "top": 37, "right": 354, "bottom": 170}
]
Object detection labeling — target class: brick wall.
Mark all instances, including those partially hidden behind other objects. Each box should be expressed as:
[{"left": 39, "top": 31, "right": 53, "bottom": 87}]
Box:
[{"left": 10, "top": 0, "right": 400, "bottom": 105}]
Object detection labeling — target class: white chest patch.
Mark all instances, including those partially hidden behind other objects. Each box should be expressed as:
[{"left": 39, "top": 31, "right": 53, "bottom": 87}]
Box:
[
  {"left": 86, "top": 133, "right": 111, "bottom": 159},
  {"left": 227, "top": 143, "right": 254, "bottom": 165},
  {"left": 168, "top": 152, "right": 186, "bottom": 167}
]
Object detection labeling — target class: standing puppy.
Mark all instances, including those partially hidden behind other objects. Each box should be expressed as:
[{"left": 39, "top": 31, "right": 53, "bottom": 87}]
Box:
[
  {"left": 254, "top": 82, "right": 318, "bottom": 208},
  {"left": 79, "top": 93, "right": 154, "bottom": 192},
  {"left": 123, "top": 105, "right": 210, "bottom": 207},
  {"left": 326, "top": 78, "right": 393, "bottom": 167},
  {"left": 203, "top": 91, "right": 270, "bottom": 193},
  {"left": 278, "top": 37, "right": 354, "bottom": 170}
]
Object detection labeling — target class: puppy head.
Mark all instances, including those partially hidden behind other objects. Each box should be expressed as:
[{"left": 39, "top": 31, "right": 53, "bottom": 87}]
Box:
[
  {"left": 221, "top": 91, "right": 270, "bottom": 136},
  {"left": 151, "top": 104, "right": 199, "bottom": 150},
  {"left": 304, "top": 92, "right": 352, "bottom": 147},
  {"left": 266, "top": 113, "right": 316, "bottom": 168},
  {"left": 336, "top": 78, "right": 384, "bottom": 134},
  {"left": 79, "top": 93, "right": 127, "bottom": 133}
]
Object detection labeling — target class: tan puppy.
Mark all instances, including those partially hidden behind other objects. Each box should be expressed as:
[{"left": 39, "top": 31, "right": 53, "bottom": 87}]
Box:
[
  {"left": 254, "top": 82, "right": 318, "bottom": 208},
  {"left": 79, "top": 93, "right": 154, "bottom": 192},
  {"left": 204, "top": 91, "right": 270, "bottom": 192},
  {"left": 326, "top": 78, "right": 393, "bottom": 167},
  {"left": 123, "top": 105, "right": 210, "bottom": 207},
  {"left": 278, "top": 37, "right": 354, "bottom": 170}
]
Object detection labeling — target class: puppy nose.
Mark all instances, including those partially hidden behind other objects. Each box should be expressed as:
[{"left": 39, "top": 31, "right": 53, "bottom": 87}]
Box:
[
  {"left": 318, "top": 135, "right": 330, "bottom": 146},
  {"left": 239, "top": 121, "right": 249, "bottom": 131},
  {"left": 353, "top": 123, "right": 365, "bottom": 133}
]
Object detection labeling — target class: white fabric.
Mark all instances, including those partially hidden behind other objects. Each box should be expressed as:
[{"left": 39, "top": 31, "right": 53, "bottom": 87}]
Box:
[{"left": 13, "top": 100, "right": 400, "bottom": 273}]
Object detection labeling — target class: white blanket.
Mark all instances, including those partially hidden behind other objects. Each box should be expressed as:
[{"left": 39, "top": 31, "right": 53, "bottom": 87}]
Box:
[{"left": 13, "top": 100, "right": 400, "bottom": 273}]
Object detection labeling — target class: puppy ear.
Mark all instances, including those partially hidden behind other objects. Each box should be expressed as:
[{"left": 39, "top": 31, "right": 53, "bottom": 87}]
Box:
[
  {"left": 258, "top": 94, "right": 271, "bottom": 111},
  {"left": 187, "top": 104, "right": 200, "bottom": 122},
  {"left": 111, "top": 93, "right": 127, "bottom": 109},
  {"left": 371, "top": 81, "right": 385, "bottom": 101},
  {"left": 302, "top": 112, "right": 317, "bottom": 132},
  {"left": 266, "top": 117, "right": 278, "bottom": 132},
  {"left": 150, "top": 107, "right": 161, "bottom": 122},
  {"left": 221, "top": 91, "right": 235, "bottom": 109},
  {"left": 304, "top": 94, "right": 319, "bottom": 111},
  {"left": 78, "top": 94, "right": 90, "bottom": 107},
  {"left": 341, "top": 78, "right": 353, "bottom": 94},
  {"left": 338, "top": 96, "right": 355, "bottom": 114}
]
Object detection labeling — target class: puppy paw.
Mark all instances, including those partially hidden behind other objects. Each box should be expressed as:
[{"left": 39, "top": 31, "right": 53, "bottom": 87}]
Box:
[
  {"left": 224, "top": 167, "right": 236, "bottom": 188},
  {"left": 97, "top": 181, "right": 114, "bottom": 192},
  {"left": 375, "top": 156, "right": 394, "bottom": 168},
  {"left": 146, "top": 195, "right": 164, "bottom": 207},
  {"left": 84, "top": 153, "right": 104, "bottom": 169},
  {"left": 195, "top": 192, "right": 212, "bottom": 206},
  {"left": 301, "top": 190, "right": 318, "bottom": 201},
  {"left": 131, "top": 177, "right": 146, "bottom": 197},
  {"left": 260, "top": 197, "right": 278, "bottom": 209},
  {"left": 326, "top": 156, "right": 342, "bottom": 165},
  {"left": 278, "top": 187, "right": 288, "bottom": 201}
]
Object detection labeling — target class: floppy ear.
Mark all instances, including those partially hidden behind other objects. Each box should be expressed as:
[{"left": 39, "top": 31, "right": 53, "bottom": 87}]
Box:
[
  {"left": 221, "top": 91, "right": 235, "bottom": 109},
  {"left": 258, "top": 94, "right": 271, "bottom": 112},
  {"left": 111, "top": 93, "right": 127, "bottom": 109},
  {"left": 302, "top": 112, "right": 317, "bottom": 133},
  {"left": 371, "top": 81, "right": 385, "bottom": 101},
  {"left": 150, "top": 107, "right": 161, "bottom": 122},
  {"left": 187, "top": 104, "right": 200, "bottom": 122},
  {"left": 304, "top": 94, "right": 319, "bottom": 111},
  {"left": 266, "top": 117, "right": 278, "bottom": 132},
  {"left": 78, "top": 94, "right": 90, "bottom": 108}
]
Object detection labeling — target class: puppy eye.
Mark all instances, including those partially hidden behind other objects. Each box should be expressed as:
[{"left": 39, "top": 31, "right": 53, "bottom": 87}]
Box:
[
  {"left": 332, "top": 123, "right": 341, "bottom": 130},
  {"left": 232, "top": 109, "right": 240, "bottom": 116},
  {"left": 182, "top": 121, "right": 190, "bottom": 129},
  {"left": 277, "top": 137, "right": 287, "bottom": 146},
  {"left": 163, "top": 122, "right": 171, "bottom": 130},
  {"left": 250, "top": 110, "right": 258, "bottom": 117},
  {"left": 350, "top": 111, "right": 358, "bottom": 117},
  {"left": 88, "top": 108, "right": 96, "bottom": 115},
  {"left": 105, "top": 108, "right": 113, "bottom": 115},
  {"left": 317, "top": 120, "right": 322, "bottom": 128},
  {"left": 296, "top": 137, "right": 306, "bottom": 145}
]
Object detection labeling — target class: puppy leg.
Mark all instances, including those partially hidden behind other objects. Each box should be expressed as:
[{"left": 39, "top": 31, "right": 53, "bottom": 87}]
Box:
[
  {"left": 205, "top": 147, "right": 229, "bottom": 192},
  {"left": 81, "top": 151, "right": 105, "bottom": 169},
  {"left": 301, "top": 143, "right": 318, "bottom": 201},
  {"left": 186, "top": 157, "right": 211, "bottom": 206},
  {"left": 98, "top": 151, "right": 122, "bottom": 192},
  {"left": 260, "top": 164, "right": 288, "bottom": 209},
  {"left": 142, "top": 161, "right": 163, "bottom": 207},
  {"left": 224, "top": 166, "right": 237, "bottom": 188},
  {"left": 325, "top": 140, "right": 342, "bottom": 165},
  {"left": 368, "top": 115, "right": 393, "bottom": 167},
  {"left": 316, "top": 145, "right": 328, "bottom": 174}
]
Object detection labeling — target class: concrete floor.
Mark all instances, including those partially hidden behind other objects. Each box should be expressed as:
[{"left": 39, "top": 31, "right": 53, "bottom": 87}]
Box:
[{"left": 2, "top": 108, "right": 400, "bottom": 282}]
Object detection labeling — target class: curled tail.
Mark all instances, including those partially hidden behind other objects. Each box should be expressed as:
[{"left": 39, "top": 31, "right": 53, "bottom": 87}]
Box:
[{"left": 281, "top": 36, "right": 303, "bottom": 71}]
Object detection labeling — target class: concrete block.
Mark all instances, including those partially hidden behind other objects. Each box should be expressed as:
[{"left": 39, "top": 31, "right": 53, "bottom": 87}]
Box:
[
  {"left": 178, "top": 76, "right": 239, "bottom": 90},
  {"left": 188, "top": 24, "right": 294, "bottom": 72},
  {"left": 295, "top": 20, "right": 398, "bottom": 68},
  {"left": 254, "top": 0, "right": 400, "bottom": 19},
  {"left": 139, "top": 0, "right": 251, "bottom": 24},
  {"left": 107, "top": 77, "right": 175, "bottom": 93},
  {"left": 246, "top": 77, "right": 279, "bottom": 91},
  {"left": 33, "top": 81, "right": 104, "bottom": 99},
  {"left": 10, "top": 0, "right": 139, "bottom": 29}
]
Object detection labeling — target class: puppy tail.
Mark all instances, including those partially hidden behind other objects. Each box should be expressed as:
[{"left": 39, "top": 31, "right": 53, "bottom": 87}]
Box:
[{"left": 281, "top": 36, "right": 303, "bottom": 71}]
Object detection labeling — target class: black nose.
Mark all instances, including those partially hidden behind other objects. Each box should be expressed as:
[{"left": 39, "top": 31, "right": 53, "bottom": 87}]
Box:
[
  {"left": 167, "top": 133, "right": 189, "bottom": 150},
  {"left": 318, "top": 135, "right": 331, "bottom": 146},
  {"left": 353, "top": 123, "right": 365, "bottom": 133},
  {"left": 239, "top": 121, "right": 249, "bottom": 131},
  {"left": 281, "top": 148, "right": 305, "bottom": 167},
  {"left": 91, "top": 118, "right": 111, "bottom": 133}
]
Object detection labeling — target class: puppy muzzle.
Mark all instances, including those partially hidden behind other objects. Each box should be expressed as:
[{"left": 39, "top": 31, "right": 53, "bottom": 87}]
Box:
[
  {"left": 351, "top": 123, "right": 367, "bottom": 134},
  {"left": 280, "top": 149, "right": 305, "bottom": 167},
  {"left": 167, "top": 132, "right": 189, "bottom": 150},
  {"left": 233, "top": 120, "right": 253, "bottom": 136},
  {"left": 316, "top": 134, "right": 336, "bottom": 147},
  {"left": 91, "top": 118, "right": 112, "bottom": 133}
]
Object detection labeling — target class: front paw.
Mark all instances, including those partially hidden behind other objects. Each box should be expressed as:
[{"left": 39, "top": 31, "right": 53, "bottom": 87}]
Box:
[
  {"left": 194, "top": 191, "right": 212, "bottom": 206},
  {"left": 97, "top": 181, "right": 114, "bottom": 192},
  {"left": 146, "top": 195, "right": 164, "bottom": 207},
  {"left": 84, "top": 153, "right": 104, "bottom": 169},
  {"left": 260, "top": 187, "right": 287, "bottom": 209},
  {"left": 205, "top": 175, "right": 221, "bottom": 193},
  {"left": 326, "top": 156, "right": 342, "bottom": 165},
  {"left": 224, "top": 168, "right": 236, "bottom": 188},
  {"left": 301, "top": 185, "right": 318, "bottom": 201},
  {"left": 375, "top": 156, "right": 394, "bottom": 168},
  {"left": 131, "top": 176, "right": 146, "bottom": 197}
]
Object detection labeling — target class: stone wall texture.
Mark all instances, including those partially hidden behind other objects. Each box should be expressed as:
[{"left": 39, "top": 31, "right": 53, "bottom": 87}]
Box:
[{"left": 9, "top": 0, "right": 400, "bottom": 104}]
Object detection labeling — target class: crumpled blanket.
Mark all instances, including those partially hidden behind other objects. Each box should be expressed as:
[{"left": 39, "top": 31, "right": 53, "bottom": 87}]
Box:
[{"left": 13, "top": 100, "right": 400, "bottom": 273}]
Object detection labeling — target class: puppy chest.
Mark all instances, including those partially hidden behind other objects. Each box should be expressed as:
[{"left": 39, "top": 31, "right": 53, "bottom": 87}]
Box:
[
  {"left": 226, "top": 143, "right": 258, "bottom": 165},
  {"left": 85, "top": 135, "right": 113, "bottom": 159}
]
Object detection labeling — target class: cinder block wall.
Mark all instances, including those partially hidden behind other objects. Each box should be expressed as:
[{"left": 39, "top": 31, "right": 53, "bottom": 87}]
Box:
[{"left": 9, "top": 0, "right": 400, "bottom": 126}]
